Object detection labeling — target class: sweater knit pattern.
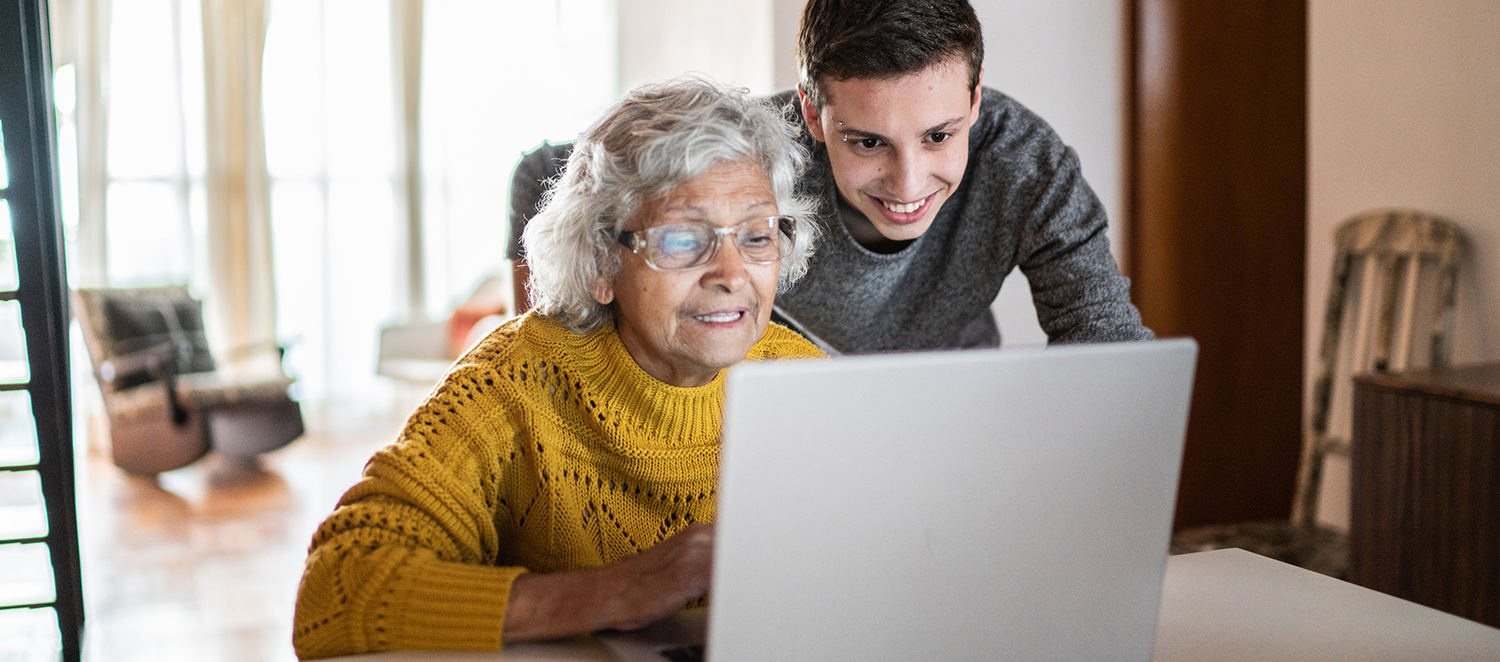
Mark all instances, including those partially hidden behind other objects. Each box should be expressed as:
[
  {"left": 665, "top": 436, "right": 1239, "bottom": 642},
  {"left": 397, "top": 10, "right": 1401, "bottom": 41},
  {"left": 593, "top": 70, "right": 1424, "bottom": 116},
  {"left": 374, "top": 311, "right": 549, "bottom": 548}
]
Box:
[{"left": 292, "top": 313, "right": 823, "bottom": 658}]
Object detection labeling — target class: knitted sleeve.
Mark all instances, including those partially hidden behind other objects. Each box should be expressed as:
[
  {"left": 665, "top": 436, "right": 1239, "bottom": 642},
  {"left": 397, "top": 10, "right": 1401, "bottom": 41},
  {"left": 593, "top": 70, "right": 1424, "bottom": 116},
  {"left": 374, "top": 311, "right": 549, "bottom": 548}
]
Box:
[{"left": 293, "top": 365, "right": 525, "bottom": 659}]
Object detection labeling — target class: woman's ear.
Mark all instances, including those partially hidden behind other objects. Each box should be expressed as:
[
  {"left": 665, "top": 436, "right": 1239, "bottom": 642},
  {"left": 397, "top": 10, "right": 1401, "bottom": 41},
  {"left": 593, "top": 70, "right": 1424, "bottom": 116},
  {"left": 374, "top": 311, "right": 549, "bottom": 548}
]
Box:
[{"left": 590, "top": 278, "right": 615, "bottom": 306}]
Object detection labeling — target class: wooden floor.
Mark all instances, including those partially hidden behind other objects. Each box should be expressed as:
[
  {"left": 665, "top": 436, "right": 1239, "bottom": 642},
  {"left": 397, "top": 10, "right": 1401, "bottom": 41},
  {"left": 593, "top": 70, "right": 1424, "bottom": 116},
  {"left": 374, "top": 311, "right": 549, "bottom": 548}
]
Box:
[{"left": 16, "top": 410, "right": 406, "bottom": 662}]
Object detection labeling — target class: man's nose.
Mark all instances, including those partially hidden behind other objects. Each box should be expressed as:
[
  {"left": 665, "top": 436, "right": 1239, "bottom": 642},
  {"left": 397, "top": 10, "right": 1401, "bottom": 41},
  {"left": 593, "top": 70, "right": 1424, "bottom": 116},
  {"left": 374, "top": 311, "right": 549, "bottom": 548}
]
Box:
[{"left": 884, "top": 148, "right": 928, "bottom": 201}]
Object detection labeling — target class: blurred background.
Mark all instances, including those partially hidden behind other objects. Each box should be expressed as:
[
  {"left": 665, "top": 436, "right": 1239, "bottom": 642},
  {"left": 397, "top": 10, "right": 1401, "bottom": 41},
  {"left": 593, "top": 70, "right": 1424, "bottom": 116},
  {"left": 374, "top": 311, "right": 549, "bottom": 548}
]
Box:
[{"left": 1, "top": 0, "right": 1498, "bottom": 660}]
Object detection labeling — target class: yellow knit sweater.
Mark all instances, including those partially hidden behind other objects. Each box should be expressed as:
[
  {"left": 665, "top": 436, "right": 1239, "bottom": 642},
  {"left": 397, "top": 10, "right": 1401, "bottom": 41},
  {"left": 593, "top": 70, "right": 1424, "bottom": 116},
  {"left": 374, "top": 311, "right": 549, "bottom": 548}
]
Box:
[{"left": 292, "top": 313, "right": 824, "bottom": 659}]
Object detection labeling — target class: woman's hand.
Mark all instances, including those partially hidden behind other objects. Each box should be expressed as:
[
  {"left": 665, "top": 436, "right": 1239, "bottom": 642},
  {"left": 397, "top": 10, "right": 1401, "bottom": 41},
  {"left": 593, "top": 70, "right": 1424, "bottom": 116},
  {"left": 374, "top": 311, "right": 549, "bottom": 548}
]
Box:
[{"left": 502, "top": 523, "right": 715, "bottom": 642}]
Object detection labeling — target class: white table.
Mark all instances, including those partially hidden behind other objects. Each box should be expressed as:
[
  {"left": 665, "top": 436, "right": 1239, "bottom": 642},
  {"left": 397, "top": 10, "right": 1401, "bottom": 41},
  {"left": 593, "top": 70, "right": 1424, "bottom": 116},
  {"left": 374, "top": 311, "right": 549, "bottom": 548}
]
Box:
[
  {"left": 1152, "top": 548, "right": 1500, "bottom": 661},
  {"left": 329, "top": 548, "right": 1500, "bottom": 661}
]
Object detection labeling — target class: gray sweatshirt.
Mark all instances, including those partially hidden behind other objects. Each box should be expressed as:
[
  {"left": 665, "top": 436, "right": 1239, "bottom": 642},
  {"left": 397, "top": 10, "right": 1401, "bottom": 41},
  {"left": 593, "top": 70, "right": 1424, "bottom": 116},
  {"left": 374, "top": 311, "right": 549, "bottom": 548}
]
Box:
[{"left": 507, "top": 88, "right": 1153, "bottom": 355}]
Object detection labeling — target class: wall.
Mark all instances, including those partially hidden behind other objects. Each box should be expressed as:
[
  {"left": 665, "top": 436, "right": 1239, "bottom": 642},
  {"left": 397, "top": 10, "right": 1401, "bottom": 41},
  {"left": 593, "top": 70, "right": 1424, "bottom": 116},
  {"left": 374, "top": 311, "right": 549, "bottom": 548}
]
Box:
[
  {"left": 970, "top": 1, "right": 1127, "bottom": 347},
  {"left": 1308, "top": 0, "right": 1500, "bottom": 529},
  {"left": 617, "top": 0, "right": 774, "bottom": 95}
]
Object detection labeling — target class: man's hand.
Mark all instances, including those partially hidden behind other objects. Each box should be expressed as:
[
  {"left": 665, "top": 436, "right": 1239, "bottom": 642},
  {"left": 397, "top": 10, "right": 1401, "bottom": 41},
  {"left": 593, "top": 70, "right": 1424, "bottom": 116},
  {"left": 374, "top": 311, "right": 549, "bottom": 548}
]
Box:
[{"left": 502, "top": 523, "right": 715, "bottom": 642}]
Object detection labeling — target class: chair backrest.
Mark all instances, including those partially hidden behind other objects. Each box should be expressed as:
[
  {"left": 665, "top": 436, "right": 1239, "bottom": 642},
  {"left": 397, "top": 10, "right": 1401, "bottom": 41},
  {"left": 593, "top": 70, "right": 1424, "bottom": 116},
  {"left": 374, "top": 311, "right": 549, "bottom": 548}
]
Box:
[
  {"left": 1295, "top": 209, "right": 1465, "bottom": 526},
  {"left": 73, "top": 286, "right": 217, "bottom": 391}
]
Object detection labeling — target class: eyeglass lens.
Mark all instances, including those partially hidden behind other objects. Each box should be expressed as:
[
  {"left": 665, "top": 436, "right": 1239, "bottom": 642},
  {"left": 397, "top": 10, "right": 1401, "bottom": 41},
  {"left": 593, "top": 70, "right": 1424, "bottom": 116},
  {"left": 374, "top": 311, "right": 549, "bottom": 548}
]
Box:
[{"left": 640, "top": 217, "right": 791, "bottom": 270}]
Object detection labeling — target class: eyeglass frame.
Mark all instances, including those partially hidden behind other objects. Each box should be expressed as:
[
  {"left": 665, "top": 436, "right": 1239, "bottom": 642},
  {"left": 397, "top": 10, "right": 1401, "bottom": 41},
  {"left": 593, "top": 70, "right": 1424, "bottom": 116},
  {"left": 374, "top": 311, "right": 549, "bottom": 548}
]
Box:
[{"left": 616, "top": 215, "right": 797, "bottom": 272}]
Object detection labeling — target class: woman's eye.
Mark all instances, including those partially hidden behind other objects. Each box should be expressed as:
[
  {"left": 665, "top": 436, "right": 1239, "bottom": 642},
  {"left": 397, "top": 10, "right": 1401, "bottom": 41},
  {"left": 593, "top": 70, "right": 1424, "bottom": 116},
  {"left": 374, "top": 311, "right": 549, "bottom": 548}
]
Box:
[
  {"left": 929, "top": 131, "right": 951, "bottom": 143},
  {"left": 659, "top": 232, "right": 702, "bottom": 255}
]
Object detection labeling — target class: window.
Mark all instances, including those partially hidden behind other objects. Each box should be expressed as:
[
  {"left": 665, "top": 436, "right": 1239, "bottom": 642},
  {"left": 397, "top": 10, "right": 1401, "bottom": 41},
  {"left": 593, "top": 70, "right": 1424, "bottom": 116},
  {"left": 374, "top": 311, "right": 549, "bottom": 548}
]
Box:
[{"left": 59, "top": 0, "right": 617, "bottom": 414}]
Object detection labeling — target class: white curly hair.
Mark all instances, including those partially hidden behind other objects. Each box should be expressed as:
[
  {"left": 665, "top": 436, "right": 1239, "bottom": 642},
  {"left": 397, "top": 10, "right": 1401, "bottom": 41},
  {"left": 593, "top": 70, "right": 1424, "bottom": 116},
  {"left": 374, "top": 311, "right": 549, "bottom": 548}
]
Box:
[{"left": 522, "top": 75, "right": 819, "bottom": 333}]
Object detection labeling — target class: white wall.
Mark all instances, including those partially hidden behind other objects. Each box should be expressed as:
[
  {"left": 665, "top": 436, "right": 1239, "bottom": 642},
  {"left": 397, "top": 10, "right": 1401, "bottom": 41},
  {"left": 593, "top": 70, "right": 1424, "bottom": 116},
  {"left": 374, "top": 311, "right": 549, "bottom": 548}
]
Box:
[
  {"left": 617, "top": 0, "right": 774, "bottom": 95},
  {"left": 772, "top": 0, "right": 802, "bottom": 92},
  {"left": 1308, "top": 0, "right": 1500, "bottom": 529},
  {"left": 971, "top": 1, "right": 1126, "bottom": 347}
]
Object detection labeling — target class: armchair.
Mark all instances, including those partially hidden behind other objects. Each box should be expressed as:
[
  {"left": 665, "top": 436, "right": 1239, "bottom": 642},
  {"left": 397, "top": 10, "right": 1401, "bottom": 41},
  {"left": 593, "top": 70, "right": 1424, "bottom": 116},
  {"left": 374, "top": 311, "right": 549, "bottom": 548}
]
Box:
[{"left": 73, "top": 286, "right": 305, "bottom": 476}]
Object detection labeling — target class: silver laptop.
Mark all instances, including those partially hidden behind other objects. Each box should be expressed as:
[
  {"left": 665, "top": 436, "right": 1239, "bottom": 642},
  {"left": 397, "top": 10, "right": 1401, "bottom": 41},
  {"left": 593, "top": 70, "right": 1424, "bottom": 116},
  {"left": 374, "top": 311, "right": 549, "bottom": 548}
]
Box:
[{"left": 601, "top": 338, "right": 1198, "bottom": 662}]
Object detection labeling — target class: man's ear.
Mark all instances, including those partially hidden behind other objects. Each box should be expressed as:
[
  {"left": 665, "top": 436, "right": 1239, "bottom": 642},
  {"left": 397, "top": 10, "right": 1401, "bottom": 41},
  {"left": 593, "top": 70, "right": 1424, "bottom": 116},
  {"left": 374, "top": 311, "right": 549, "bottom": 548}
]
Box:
[
  {"left": 798, "top": 84, "right": 828, "bottom": 144},
  {"left": 968, "top": 68, "right": 985, "bottom": 126},
  {"left": 590, "top": 278, "right": 615, "bottom": 306}
]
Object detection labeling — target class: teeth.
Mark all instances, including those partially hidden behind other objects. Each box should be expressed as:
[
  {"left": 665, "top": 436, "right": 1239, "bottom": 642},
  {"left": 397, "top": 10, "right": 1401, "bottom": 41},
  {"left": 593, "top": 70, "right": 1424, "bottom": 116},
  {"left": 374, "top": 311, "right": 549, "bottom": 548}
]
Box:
[
  {"left": 695, "top": 311, "right": 742, "bottom": 323},
  {"left": 883, "top": 199, "right": 923, "bottom": 214}
]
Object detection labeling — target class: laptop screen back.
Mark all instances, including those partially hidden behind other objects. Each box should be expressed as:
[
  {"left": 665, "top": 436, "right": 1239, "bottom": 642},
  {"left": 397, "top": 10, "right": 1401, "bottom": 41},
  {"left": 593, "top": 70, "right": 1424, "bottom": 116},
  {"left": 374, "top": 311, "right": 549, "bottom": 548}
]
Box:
[{"left": 710, "top": 339, "right": 1198, "bottom": 662}]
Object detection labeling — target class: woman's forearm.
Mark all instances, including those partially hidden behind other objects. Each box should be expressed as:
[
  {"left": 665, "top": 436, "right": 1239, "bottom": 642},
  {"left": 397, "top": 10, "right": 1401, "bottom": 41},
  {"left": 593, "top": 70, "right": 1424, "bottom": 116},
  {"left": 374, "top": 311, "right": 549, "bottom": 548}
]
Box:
[
  {"left": 502, "top": 565, "right": 619, "bottom": 641},
  {"left": 502, "top": 523, "right": 715, "bottom": 642}
]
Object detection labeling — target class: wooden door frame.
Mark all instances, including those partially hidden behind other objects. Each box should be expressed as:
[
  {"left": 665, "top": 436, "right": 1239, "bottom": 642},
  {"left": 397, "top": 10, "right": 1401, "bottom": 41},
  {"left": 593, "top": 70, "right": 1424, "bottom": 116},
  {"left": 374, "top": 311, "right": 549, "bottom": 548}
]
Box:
[{"left": 1125, "top": 0, "right": 1308, "bottom": 529}]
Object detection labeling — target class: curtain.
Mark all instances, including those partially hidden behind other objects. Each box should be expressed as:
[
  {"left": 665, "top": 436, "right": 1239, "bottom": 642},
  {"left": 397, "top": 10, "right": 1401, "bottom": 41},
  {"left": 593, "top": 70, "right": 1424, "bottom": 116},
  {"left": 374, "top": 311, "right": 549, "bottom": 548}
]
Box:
[
  {"left": 393, "top": 0, "right": 424, "bottom": 321},
  {"left": 53, "top": 0, "right": 269, "bottom": 354},
  {"left": 50, "top": 0, "right": 110, "bottom": 288},
  {"left": 263, "top": 0, "right": 403, "bottom": 417},
  {"left": 415, "top": 0, "right": 616, "bottom": 322},
  {"left": 201, "top": 0, "right": 277, "bottom": 357}
]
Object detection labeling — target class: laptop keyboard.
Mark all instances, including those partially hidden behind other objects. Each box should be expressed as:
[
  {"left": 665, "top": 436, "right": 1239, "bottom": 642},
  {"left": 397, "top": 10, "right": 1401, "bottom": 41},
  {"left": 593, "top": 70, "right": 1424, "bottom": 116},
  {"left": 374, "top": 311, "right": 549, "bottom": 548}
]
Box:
[{"left": 658, "top": 644, "right": 704, "bottom": 662}]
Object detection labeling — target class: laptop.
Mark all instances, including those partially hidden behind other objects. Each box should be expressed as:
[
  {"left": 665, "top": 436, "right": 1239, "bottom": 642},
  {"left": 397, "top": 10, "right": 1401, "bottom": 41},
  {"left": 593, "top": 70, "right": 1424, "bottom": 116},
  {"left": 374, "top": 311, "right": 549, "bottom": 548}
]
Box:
[{"left": 599, "top": 338, "right": 1198, "bottom": 662}]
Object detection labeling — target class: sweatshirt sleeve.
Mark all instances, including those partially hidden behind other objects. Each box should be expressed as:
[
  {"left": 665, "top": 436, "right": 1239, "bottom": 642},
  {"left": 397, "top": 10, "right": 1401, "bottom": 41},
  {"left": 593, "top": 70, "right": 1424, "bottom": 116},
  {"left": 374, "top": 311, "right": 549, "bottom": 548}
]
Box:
[
  {"left": 1015, "top": 144, "right": 1155, "bottom": 344},
  {"left": 293, "top": 368, "right": 528, "bottom": 658}
]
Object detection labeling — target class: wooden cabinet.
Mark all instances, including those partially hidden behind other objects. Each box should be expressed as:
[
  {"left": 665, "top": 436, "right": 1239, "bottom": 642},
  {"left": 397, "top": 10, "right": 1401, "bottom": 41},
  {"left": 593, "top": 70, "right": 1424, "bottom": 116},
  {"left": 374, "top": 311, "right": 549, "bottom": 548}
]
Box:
[{"left": 1350, "top": 364, "right": 1500, "bottom": 627}]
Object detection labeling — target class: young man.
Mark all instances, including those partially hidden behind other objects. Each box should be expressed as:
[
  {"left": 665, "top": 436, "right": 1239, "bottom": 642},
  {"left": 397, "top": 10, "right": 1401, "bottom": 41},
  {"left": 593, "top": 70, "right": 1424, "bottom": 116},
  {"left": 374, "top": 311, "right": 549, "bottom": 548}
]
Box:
[{"left": 507, "top": 0, "right": 1152, "bottom": 354}]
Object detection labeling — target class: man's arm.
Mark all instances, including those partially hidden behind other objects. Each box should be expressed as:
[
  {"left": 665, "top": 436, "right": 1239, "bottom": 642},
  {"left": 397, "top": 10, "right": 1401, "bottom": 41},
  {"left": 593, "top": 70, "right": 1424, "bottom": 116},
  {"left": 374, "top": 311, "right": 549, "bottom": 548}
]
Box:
[
  {"left": 996, "top": 130, "right": 1158, "bottom": 343},
  {"left": 962, "top": 89, "right": 1151, "bottom": 345},
  {"left": 1016, "top": 145, "right": 1152, "bottom": 344},
  {"left": 507, "top": 142, "right": 574, "bottom": 315}
]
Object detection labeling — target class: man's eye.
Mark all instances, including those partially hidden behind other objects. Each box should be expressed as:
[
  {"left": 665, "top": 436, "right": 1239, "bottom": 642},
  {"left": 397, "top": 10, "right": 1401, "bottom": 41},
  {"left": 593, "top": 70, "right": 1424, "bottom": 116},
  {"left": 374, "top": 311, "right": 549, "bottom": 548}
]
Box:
[
  {"left": 857, "top": 137, "right": 882, "bottom": 149},
  {"left": 929, "top": 131, "right": 951, "bottom": 143}
]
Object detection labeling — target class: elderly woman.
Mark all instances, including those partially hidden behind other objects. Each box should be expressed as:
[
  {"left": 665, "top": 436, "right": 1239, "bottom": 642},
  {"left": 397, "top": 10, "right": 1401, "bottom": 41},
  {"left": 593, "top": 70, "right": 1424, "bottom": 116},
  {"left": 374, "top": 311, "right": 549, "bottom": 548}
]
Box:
[{"left": 292, "top": 77, "right": 823, "bottom": 659}]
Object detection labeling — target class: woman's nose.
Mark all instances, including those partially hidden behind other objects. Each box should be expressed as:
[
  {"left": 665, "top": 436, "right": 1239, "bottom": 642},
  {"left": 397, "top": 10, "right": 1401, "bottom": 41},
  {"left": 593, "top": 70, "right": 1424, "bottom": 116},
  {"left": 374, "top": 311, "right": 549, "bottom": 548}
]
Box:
[{"left": 700, "top": 238, "right": 750, "bottom": 291}]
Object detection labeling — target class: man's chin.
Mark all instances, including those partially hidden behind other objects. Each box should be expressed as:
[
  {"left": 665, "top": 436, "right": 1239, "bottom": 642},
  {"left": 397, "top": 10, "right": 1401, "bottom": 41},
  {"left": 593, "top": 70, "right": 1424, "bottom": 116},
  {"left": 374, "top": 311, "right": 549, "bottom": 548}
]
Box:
[
  {"left": 862, "top": 217, "right": 933, "bottom": 244},
  {"left": 881, "top": 221, "right": 932, "bottom": 241}
]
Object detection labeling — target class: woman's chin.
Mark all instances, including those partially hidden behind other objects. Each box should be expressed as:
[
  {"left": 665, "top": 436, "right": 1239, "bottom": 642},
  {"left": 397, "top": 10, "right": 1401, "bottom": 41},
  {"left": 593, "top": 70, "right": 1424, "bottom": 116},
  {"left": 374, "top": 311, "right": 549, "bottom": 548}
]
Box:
[{"left": 682, "top": 328, "right": 763, "bottom": 374}]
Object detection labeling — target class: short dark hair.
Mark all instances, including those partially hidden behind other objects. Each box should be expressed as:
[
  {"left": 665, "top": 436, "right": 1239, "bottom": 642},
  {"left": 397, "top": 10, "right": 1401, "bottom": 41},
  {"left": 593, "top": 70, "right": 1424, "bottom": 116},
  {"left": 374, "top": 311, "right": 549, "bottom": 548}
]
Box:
[{"left": 798, "top": 0, "right": 984, "bottom": 108}]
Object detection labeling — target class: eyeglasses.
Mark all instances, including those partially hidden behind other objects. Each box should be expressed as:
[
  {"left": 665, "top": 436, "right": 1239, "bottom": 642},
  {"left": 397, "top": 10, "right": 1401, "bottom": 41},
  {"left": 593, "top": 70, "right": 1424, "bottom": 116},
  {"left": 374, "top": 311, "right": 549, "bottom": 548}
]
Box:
[{"left": 617, "top": 216, "right": 796, "bottom": 271}]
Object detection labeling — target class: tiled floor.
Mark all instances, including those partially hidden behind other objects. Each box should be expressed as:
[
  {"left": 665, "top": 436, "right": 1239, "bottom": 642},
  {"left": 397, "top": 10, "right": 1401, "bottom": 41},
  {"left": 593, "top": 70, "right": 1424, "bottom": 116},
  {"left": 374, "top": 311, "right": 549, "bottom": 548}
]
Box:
[{"left": 6, "top": 409, "right": 405, "bottom": 662}]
